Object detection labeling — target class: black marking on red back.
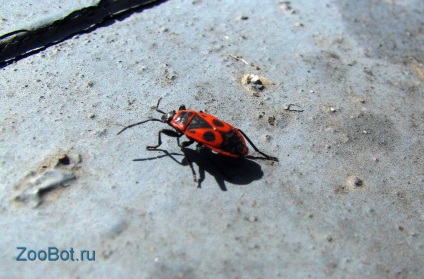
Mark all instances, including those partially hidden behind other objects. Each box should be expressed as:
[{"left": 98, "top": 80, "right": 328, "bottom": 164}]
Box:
[
  {"left": 212, "top": 119, "right": 225, "bottom": 127},
  {"left": 187, "top": 114, "right": 212, "bottom": 130},
  {"left": 173, "top": 111, "right": 193, "bottom": 126},
  {"left": 202, "top": 131, "right": 216, "bottom": 142},
  {"left": 217, "top": 130, "right": 246, "bottom": 155}
]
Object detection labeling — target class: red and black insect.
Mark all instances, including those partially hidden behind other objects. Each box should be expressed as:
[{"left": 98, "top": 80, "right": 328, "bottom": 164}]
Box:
[{"left": 117, "top": 98, "right": 278, "bottom": 181}]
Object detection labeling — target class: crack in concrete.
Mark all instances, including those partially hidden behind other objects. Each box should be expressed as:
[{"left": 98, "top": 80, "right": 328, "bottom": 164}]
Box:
[{"left": 0, "top": 0, "right": 164, "bottom": 66}]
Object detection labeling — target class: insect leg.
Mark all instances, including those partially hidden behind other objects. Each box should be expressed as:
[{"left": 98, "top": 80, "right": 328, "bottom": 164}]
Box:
[
  {"left": 146, "top": 129, "right": 183, "bottom": 150},
  {"left": 238, "top": 129, "right": 279, "bottom": 162},
  {"left": 178, "top": 137, "right": 194, "bottom": 148},
  {"left": 180, "top": 139, "right": 197, "bottom": 183}
]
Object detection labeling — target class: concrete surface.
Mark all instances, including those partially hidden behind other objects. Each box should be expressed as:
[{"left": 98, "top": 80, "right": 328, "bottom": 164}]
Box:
[
  {"left": 0, "top": 0, "right": 161, "bottom": 64},
  {"left": 1, "top": 0, "right": 423, "bottom": 278}
]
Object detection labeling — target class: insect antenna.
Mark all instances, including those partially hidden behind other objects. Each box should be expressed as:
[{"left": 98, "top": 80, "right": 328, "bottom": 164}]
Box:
[
  {"left": 117, "top": 118, "right": 163, "bottom": 135},
  {"left": 154, "top": 97, "right": 166, "bottom": 114}
]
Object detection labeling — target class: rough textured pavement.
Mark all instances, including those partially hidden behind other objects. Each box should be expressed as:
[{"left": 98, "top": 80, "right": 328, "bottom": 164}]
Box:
[{"left": 1, "top": 0, "right": 423, "bottom": 278}]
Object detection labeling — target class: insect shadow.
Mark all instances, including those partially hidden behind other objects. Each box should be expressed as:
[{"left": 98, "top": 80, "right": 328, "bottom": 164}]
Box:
[{"left": 133, "top": 147, "right": 264, "bottom": 191}]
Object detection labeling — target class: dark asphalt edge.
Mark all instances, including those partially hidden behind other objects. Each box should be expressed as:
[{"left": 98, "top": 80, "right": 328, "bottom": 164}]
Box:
[{"left": 0, "top": 0, "right": 165, "bottom": 67}]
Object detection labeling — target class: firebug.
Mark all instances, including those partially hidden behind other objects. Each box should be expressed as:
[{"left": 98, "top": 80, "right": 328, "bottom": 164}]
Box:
[{"left": 117, "top": 98, "right": 278, "bottom": 182}]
